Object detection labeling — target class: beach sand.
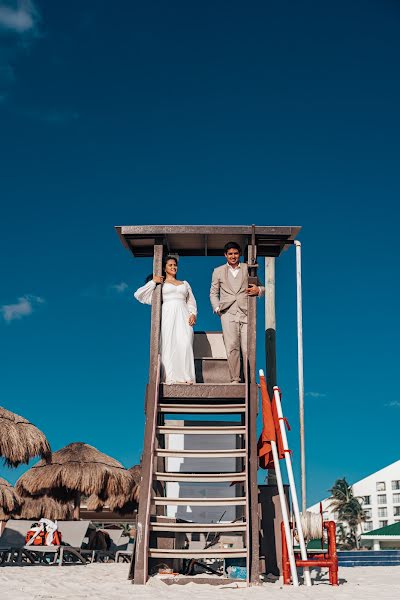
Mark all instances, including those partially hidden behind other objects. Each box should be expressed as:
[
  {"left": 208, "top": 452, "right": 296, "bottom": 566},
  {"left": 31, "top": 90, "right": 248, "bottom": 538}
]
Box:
[{"left": 1, "top": 564, "right": 400, "bottom": 600}]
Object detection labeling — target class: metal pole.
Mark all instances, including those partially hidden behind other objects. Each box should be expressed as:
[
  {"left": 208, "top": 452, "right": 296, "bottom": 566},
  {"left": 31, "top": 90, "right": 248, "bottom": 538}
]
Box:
[
  {"left": 294, "top": 240, "right": 306, "bottom": 514},
  {"left": 265, "top": 257, "right": 277, "bottom": 486},
  {"left": 264, "top": 257, "right": 276, "bottom": 400}
]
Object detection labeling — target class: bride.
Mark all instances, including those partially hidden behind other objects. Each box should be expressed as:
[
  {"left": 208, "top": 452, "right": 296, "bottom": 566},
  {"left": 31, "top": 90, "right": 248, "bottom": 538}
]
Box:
[{"left": 134, "top": 256, "right": 197, "bottom": 384}]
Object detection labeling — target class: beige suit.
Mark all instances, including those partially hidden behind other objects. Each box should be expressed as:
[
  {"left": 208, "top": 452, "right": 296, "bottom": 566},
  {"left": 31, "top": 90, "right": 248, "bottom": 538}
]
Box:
[{"left": 210, "top": 263, "right": 264, "bottom": 382}]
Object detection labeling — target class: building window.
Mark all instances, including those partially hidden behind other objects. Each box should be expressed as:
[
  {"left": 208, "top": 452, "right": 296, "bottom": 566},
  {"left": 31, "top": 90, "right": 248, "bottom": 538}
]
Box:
[
  {"left": 394, "top": 507, "right": 400, "bottom": 517},
  {"left": 392, "top": 481, "right": 400, "bottom": 491},
  {"left": 377, "top": 494, "right": 387, "bottom": 505},
  {"left": 376, "top": 482, "right": 386, "bottom": 492},
  {"left": 379, "top": 520, "right": 388, "bottom": 528},
  {"left": 363, "top": 496, "right": 371, "bottom": 505},
  {"left": 378, "top": 507, "right": 388, "bottom": 518},
  {"left": 393, "top": 494, "right": 400, "bottom": 504},
  {"left": 363, "top": 522, "right": 373, "bottom": 532},
  {"left": 364, "top": 508, "right": 372, "bottom": 519}
]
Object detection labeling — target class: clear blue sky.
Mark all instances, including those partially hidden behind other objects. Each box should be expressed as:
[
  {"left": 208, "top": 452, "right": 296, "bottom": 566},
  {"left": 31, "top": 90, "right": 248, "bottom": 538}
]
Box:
[{"left": 0, "top": 0, "right": 399, "bottom": 506}]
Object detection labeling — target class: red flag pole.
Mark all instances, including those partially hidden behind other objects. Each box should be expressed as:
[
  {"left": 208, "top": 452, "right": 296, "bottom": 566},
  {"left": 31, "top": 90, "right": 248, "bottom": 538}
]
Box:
[
  {"left": 273, "top": 386, "right": 311, "bottom": 587},
  {"left": 259, "top": 370, "right": 299, "bottom": 586}
]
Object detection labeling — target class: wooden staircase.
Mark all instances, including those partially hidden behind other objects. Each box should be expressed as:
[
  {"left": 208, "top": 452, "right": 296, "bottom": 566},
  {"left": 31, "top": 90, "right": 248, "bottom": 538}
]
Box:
[{"left": 133, "top": 330, "right": 260, "bottom": 584}]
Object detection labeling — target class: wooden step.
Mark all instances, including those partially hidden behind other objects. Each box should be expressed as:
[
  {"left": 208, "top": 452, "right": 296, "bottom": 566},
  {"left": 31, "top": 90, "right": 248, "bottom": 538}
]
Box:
[
  {"left": 154, "top": 472, "right": 246, "bottom": 483},
  {"left": 150, "top": 521, "right": 247, "bottom": 532},
  {"left": 160, "top": 383, "right": 246, "bottom": 399},
  {"left": 195, "top": 359, "right": 231, "bottom": 385},
  {"left": 155, "top": 448, "right": 246, "bottom": 458},
  {"left": 157, "top": 425, "right": 246, "bottom": 435},
  {"left": 153, "top": 497, "right": 246, "bottom": 506},
  {"left": 159, "top": 403, "right": 245, "bottom": 414},
  {"left": 148, "top": 548, "right": 247, "bottom": 559},
  {"left": 193, "top": 332, "right": 227, "bottom": 360}
]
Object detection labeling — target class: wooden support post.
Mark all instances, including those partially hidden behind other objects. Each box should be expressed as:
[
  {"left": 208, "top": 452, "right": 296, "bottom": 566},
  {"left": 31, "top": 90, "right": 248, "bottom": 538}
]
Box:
[
  {"left": 247, "top": 241, "right": 260, "bottom": 585},
  {"left": 73, "top": 491, "right": 81, "bottom": 521},
  {"left": 132, "top": 242, "right": 163, "bottom": 585}
]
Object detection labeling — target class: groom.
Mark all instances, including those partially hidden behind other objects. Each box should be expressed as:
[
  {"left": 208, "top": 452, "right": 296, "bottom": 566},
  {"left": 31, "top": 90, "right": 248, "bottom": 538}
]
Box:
[{"left": 210, "top": 241, "right": 265, "bottom": 383}]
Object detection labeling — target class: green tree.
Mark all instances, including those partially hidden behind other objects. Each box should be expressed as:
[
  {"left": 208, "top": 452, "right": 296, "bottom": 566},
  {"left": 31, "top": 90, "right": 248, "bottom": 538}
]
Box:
[{"left": 329, "top": 478, "right": 366, "bottom": 549}]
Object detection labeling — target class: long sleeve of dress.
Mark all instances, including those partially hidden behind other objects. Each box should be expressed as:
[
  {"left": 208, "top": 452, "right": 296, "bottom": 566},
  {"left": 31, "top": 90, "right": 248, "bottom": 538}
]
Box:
[
  {"left": 133, "top": 280, "right": 156, "bottom": 305},
  {"left": 186, "top": 282, "right": 197, "bottom": 316}
]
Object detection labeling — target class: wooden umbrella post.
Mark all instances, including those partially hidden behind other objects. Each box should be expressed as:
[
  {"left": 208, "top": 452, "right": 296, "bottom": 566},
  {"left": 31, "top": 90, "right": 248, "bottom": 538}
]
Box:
[{"left": 73, "top": 491, "right": 81, "bottom": 520}]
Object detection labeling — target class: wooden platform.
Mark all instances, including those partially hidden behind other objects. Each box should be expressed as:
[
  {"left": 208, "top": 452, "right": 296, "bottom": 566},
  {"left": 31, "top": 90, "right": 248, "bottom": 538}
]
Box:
[{"left": 160, "top": 383, "right": 246, "bottom": 399}]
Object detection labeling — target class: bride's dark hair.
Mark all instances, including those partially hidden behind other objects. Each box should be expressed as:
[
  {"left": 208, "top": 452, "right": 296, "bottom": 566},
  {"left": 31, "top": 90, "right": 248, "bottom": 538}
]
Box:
[{"left": 162, "top": 255, "right": 178, "bottom": 277}]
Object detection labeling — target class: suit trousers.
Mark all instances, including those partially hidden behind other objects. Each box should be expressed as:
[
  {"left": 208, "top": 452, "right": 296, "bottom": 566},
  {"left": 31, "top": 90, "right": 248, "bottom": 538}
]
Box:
[{"left": 220, "top": 311, "right": 247, "bottom": 382}]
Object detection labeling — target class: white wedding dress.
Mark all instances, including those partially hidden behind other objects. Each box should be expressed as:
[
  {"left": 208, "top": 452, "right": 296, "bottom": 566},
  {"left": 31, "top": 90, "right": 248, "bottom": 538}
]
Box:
[{"left": 134, "top": 280, "right": 197, "bottom": 384}]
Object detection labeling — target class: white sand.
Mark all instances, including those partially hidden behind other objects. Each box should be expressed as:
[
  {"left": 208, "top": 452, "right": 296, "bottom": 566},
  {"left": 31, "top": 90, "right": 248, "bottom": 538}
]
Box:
[{"left": 0, "top": 564, "right": 400, "bottom": 600}]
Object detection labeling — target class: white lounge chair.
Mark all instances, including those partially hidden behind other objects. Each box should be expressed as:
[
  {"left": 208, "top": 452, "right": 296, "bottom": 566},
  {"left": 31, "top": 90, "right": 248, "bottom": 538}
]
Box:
[{"left": 0, "top": 519, "right": 91, "bottom": 566}]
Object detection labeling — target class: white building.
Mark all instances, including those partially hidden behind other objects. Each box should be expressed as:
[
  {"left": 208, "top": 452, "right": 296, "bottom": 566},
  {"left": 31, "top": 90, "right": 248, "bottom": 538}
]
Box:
[{"left": 308, "top": 460, "right": 400, "bottom": 533}]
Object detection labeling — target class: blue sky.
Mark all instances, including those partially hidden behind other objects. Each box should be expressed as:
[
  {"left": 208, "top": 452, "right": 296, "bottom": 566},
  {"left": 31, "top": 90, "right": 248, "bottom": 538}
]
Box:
[{"left": 0, "top": 0, "right": 399, "bottom": 506}]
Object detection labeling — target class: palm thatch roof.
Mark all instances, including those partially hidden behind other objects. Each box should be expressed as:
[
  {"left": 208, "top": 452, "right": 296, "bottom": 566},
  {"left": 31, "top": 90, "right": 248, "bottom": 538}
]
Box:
[
  {"left": 0, "top": 406, "right": 51, "bottom": 467},
  {"left": 0, "top": 477, "right": 20, "bottom": 520},
  {"left": 16, "top": 495, "right": 73, "bottom": 521},
  {"left": 16, "top": 442, "right": 132, "bottom": 501},
  {"left": 83, "top": 464, "right": 141, "bottom": 515},
  {"left": 107, "top": 464, "right": 141, "bottom": 514}
]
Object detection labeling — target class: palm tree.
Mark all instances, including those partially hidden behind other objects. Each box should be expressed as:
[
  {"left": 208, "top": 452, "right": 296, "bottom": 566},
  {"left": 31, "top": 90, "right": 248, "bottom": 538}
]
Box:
[
  {"left": 335, "top": 522, "right": 357, "bottom": 550},
  {"left": 329, "top": 478, "right": 366, "bottom": 549}
]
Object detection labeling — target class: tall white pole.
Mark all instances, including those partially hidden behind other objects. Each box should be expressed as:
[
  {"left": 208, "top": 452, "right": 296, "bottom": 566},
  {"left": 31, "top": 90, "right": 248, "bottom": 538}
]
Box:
[
  {"left": 265, "top": 257, "right": 277, "bottom": 485},
  {"left": 294, "top": 241, "right": 306, "bottom": 514},
  {"left": 273, "top": 386, "right": 312, "bottom": 587},
  {"left": 270, "top": 440, "right": 299, "bottom": 587}
]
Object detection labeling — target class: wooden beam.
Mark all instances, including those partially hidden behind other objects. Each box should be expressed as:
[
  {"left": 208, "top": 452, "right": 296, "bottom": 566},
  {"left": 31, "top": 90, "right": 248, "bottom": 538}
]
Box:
[
  {"left": 149, "top": 548, "right": 247, "bottom": 559},
  {"left": 247, "top": 243, "right": 260, "bottom": 585},
  {"left": 158, "top": 403, "right": 246, "bottom": 414},
  {"left": 155, "top": 448, "right": 246, "bottom": 458},
  {"left": 154, "top": 472, "right": 247, "bottom": 483},
  {"left": 150, "top": 522, "right": 247, "bottom": 532},
  {"left": 133, "top": 242, "right": 163, "bottom": 586},
  {"left": 153, "top": 497, "right": 246, "bottom": 506}
]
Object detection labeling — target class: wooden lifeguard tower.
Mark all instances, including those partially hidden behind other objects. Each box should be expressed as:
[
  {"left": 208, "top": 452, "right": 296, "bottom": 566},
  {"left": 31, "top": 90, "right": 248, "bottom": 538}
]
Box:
[{"left": 116, "top": 225, "right": 301, "bottom": 585}]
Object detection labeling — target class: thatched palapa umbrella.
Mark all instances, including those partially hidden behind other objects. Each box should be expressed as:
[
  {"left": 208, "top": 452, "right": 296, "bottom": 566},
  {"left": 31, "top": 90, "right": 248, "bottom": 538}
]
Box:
[
  {"left": 0, "top": 406, "right": 51, "bottom": 467},
  {"left": 0, "top": 477, "right": 20, "bottom": 520},
  {"left": 105, "top": 464, "right": 141, "bottom": 514},
  {"left": 17, "top": 495, "right": 73, "bottom": 521},
  {"left": 16, "top": 442, "right": 133, "bottom": 519}
]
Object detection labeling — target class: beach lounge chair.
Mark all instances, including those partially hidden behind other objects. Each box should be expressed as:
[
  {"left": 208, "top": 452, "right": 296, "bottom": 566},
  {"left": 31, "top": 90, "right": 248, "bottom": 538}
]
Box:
[
  {"left": 83, "top": 528, "right": 125, "bottom": 563},
  {"left": 0, "top": 519, "right": 90, "bottom": 566}
]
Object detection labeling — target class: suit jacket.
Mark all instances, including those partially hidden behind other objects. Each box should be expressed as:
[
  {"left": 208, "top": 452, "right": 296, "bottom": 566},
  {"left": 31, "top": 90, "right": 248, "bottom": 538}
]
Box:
[{"left": 210, "top": 263, "right": 265, "bottom": 316}]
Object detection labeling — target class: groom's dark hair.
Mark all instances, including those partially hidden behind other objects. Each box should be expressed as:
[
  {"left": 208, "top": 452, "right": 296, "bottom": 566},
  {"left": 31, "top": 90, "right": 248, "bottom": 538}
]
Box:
[{"left": 224, "top": 241, "right": 241, "bottom": 254}]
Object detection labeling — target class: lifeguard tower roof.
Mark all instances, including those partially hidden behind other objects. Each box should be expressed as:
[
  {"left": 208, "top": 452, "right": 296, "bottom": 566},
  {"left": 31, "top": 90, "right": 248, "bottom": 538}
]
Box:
[{"left": 115, "top": 224, "right": 301, "bottom": 257}]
